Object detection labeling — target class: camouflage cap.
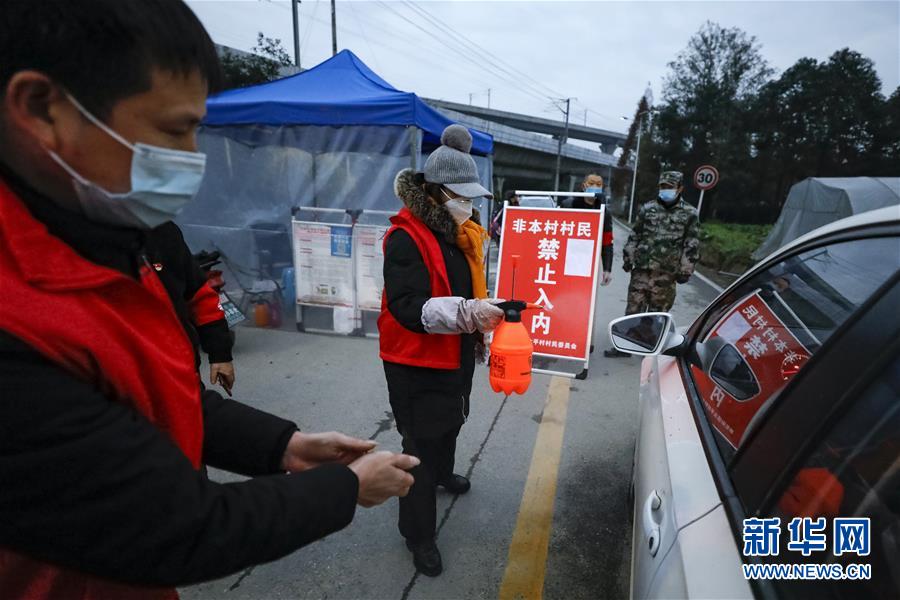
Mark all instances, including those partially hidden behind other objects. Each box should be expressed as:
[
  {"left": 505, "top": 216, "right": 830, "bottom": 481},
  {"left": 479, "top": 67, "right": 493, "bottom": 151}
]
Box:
[{"left": 658, "top": 171, "right": 683, "bottom": 186}]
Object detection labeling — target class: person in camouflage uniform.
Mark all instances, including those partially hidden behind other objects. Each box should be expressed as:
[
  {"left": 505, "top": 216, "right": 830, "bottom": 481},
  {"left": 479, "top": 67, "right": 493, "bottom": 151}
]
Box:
[{"left": 605, "top": 171, "right": 700, "bottom": 357}]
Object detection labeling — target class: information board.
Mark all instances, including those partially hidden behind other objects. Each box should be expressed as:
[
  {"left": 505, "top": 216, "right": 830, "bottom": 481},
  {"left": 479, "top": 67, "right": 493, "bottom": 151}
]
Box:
[
  {"left": 292, "top": 221, "right": 354, "bottom": 307},
  {"left": 353, "top": 224, "right": 389, "bottom": 311},
  {"left": 494, "top": 206, "right": 603, "bottom": 361}
]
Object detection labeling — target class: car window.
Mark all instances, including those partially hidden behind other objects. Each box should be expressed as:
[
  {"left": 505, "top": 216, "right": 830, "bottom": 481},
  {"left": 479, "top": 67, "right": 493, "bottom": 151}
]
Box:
[
  {"left": 689, "top": 236, "right": 900, "bottom": 460},
  {"left": 771, "top": 353, "right": 899, "bottom": 599}
]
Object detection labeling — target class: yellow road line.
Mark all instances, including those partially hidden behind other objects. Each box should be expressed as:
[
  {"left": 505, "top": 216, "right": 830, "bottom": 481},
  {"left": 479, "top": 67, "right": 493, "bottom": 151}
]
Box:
[{"left": 499, "top": 376, "right": 571, "bottom": 600}]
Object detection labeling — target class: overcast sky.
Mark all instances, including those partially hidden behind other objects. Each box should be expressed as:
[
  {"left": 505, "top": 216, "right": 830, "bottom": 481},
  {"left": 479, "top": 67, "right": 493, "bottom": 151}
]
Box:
[{"left": 187, "top": 1, "right": 900, "bottom": 135}]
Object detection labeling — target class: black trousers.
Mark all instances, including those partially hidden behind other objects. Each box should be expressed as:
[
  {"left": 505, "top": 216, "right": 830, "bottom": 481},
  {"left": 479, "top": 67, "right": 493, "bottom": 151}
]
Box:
[{"left": 396, "top": 427, "right": 461, "bottom": 543}]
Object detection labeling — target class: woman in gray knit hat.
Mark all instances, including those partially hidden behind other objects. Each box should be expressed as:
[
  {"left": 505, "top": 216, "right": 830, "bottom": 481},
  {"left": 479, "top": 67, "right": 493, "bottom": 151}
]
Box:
[{"left": 378, "top": 124, "right": 502, "bottom": 576}]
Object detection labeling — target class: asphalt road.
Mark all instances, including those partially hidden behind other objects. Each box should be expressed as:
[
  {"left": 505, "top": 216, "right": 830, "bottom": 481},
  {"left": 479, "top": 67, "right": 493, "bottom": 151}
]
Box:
[{"left": 181, "top": 222, "right": 719, "bottom": 600}]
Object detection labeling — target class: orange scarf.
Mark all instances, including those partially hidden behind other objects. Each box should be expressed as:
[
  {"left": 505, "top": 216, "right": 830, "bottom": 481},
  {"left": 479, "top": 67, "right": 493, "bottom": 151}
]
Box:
[{"left": 455, "top": 219, "right": 488, "bottom": 299}]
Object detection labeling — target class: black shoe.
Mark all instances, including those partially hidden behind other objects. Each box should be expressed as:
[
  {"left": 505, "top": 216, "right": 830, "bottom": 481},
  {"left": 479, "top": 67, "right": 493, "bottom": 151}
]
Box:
[
  {"left": 406, "top": 539, "right": 443, "bottom": 577},
  {"left": 437, "top": 474, "right": 471, "bottom": 494},
  {"left": 603, "top": 347, "right": 631, "bottom": 358}
]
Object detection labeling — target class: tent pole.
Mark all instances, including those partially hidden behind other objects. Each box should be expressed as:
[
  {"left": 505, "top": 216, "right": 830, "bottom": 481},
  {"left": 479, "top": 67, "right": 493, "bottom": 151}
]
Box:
[{"left": 408, "top": 127, "right": 419, "bottom": 170}]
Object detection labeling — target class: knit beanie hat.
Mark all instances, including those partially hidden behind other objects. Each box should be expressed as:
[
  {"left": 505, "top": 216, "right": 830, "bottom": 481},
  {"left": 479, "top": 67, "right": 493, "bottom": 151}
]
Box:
[{"left": 423, "top": 125, "right": 493, "bottom": 199}]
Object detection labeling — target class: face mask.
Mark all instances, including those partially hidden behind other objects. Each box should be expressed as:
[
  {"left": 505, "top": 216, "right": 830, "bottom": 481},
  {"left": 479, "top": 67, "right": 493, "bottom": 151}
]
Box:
[
  {"left": 658, "top": 189, "right": 679, "bottom": 206},
  {"left": 585, "top": 186, "right": 603, "bottom": 195},
  {"left": 441, "top": 190, "right": 474, "bottom": 225},
  {"left": 47, "top": 93, "right": 206, "bottom": 229}
]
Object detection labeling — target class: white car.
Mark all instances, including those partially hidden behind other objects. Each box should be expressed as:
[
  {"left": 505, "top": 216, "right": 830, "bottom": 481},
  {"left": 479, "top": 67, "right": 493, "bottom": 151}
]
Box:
[{"left": 609, "top": 206, "right": 900, "bottom": 599}]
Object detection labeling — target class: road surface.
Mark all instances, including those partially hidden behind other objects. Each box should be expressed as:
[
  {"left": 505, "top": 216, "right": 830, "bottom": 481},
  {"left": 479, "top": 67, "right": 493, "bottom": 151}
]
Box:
[{"left": 182, "top": 222, "right": 719, "bottom": 600}]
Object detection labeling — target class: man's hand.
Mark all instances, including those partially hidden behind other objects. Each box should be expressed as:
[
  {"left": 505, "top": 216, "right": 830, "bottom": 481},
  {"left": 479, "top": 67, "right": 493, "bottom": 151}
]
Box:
[
  {"left": 349, "top": 451, "right": 419, "bottom": 508},
  {"left": 210, "top": 362, "right": 235, "bottom": 396},
  {"left": 600, "top": 271, "right": 612, "bottom": 286},
  {"left": 622, "top": 261, "right": 632, "bottom": 273},
  {"left": 281, "top": 431, "right": 377, "bottom": 472}
]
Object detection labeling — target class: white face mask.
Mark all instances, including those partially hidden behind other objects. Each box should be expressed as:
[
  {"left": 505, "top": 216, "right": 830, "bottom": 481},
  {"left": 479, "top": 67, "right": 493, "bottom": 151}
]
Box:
[
  {"left": 441, "top": 189, "right": 474, "bottom": 224},
  {"left": 47, "top": 93, "right": 206, "bottom": 229}
]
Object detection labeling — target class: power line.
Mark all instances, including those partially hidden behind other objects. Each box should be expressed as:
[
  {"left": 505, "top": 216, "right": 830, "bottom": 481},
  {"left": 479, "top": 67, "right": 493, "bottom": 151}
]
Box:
[
  {"left": 398, "top": 1, "right": 560, "bottom": 104},
  {"left": 296, "top": 5, "right": 497, "bottom": 93},
  {"left": 301, "top": 0, "right": 320, "bottom": 55},
  {"left": 401, "top": 0, "right": 563, "bottom": 101},
  {"left": 373, "top": 0, "right": 553, "bottom": 107},
  {"left": 347, "top": 0, "right": 382, "bottom": 73},
  {"left": 398, "top": 1, "right": 625, "bottom": 133}
]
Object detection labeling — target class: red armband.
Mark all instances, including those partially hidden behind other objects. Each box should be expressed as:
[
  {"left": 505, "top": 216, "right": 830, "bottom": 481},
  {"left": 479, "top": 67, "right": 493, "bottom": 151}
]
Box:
[{"left": 190, "top": 282, "right": 226, "bottom": 326}]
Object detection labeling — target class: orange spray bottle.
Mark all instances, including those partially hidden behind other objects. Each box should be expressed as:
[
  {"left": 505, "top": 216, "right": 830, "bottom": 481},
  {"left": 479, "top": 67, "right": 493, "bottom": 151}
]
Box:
[{"left": 489, "top": 255, "right": 542, "bottom": 395}]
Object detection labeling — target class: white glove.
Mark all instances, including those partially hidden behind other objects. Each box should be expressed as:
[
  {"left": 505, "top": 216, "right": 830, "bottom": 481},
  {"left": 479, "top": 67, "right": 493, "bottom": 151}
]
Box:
[
  {"left": 422, "top": 297, "right": 505, "bottom": 334},
  {"left": 458, "top": 298, "right": 505, "bottom": 333}
]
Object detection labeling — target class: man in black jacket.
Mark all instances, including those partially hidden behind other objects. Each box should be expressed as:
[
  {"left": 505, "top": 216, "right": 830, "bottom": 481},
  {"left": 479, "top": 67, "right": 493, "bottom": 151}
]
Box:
[
  {"left": 571, "top": 173, "right": 614, "bottom": 286},
  {"left": 0, "top": 1, "right": 418, "bottom": 596},
  {"left": 154, "top": 221, "right": 237, "bottom": 394}
]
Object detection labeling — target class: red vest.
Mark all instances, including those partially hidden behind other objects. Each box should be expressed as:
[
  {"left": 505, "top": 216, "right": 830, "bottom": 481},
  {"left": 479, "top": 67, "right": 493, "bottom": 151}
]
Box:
[
  {"left": 378, "top": 208, "right": 461, "bottom": 370},
  {"left": 0, "top": 180, "right": 203, "bottom": 599}
]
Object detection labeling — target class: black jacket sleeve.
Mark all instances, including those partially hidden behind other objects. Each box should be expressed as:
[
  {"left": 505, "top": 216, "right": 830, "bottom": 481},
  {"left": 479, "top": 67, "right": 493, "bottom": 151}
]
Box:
[
  {"left": 201, "top": 390, "right": 298, "bottom": 476},
  {"left": 383, "top": 229, "right": 430, "bottom": 333},
  {"left": 0, "top": 334, "right": 358, "bottom": 587},
  {"left": 159, "top": 222, "right": 234, "bottom": 364},
  {"left": 601, "top": 209, "right": 614, "bottom": 273}
]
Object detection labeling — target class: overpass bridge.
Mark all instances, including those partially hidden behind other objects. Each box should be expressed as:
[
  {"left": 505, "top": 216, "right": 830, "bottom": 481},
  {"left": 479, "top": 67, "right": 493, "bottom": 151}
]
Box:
[{"left": 428, "top": 102, "right": 630, "bottom": 199}]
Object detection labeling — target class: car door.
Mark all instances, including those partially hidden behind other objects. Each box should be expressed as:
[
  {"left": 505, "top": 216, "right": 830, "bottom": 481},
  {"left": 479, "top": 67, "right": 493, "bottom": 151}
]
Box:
[
  {"left": 631, "top": 352, "right": 725, "bottom": 599},
  {"left": 648, "top": 230, "right": 900, "bottom": 599}
]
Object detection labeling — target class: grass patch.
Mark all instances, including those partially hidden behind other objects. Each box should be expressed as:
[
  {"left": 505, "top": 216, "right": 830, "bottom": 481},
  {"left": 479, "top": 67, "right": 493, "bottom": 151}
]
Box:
[{"left": 699, "top": 221, "right": 773, "bottom": 274}]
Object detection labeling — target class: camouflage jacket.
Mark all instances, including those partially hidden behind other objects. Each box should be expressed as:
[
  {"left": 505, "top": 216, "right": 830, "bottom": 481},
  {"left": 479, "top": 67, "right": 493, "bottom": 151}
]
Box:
[{"left": 623, "top": 199, "right": 700, "bottom": 275}]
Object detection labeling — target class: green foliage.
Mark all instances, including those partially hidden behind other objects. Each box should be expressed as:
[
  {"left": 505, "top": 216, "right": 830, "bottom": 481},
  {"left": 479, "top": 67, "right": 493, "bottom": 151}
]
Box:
[
  {"left": 750, "top": 49, "right": 889, "bottom": 215},
  {"left": 655, "top": 22, "right": 772, "bottom": 223},
  {"left": 698, "top": 221, "right": 772, "bottom": 272},
  {"left": 649, "top": 21, "right": 898, "bottom": 225},
  {"left": 220, "top": 33, "right": 293, "bottom": 90}
]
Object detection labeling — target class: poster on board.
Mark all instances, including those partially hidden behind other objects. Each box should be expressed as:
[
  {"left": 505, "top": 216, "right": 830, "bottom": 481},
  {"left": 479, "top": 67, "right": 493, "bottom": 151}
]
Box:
[
  {"left": 292, "top": 221, "right": 354, "bottom": 307},
  {"left": 354, "top": 224, "right": 389, "bottom": 311}
]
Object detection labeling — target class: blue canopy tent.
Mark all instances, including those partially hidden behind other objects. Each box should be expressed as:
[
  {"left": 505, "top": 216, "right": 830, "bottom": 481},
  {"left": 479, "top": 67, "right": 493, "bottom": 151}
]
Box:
[{"left": 177, "top": 50, "right": 494, "bottom": 288}]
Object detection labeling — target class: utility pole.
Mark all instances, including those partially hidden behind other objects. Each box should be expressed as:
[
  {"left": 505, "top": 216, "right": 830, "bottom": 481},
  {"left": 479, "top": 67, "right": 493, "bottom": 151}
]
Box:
[
  {"left": 627, "top": 110, "right": 649, "bottom": 222},
  {"left": 291, "top": 0, "right": 301, "bottom": 68},
  {"left": 469, "top": 92, "right": 473, "bottom": 105},
  {"left": 583, "top": 109, "right": 588, "bottom": 126},
  {"left": 331, "top": 0, "right": 338, "bottom": 56},
  {"left": 553, "top": 98, "right": 571, "bottom": 192},
  {"left": 487, "top": 88, "right": 491, "bottom": 108}
]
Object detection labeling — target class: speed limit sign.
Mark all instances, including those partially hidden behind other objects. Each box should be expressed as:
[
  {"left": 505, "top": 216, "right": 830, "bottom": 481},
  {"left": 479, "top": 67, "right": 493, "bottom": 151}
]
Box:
[
  {"left": 694, "top": 165, "right": 719, "bottom": 191},
  {"left": 693, "top": 165, "right": 719, "bottom": 220}
]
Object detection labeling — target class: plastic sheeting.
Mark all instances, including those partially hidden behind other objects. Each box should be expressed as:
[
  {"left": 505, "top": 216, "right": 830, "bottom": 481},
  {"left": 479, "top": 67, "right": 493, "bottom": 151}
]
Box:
[
  {"left": 753, "top": 177, "right": 900, "bottom": 260},
  {"left": 177, "top": 124, "right": 415, "bottom": 289},
  {"left": 177, "top": 124, "right": 494, "bottom": 292}
]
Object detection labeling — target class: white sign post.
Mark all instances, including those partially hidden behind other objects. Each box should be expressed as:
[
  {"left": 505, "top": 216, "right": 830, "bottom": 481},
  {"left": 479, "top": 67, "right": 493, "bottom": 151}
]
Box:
[{"left": 693, "top": 165, "right": 719, "bottom": 220}]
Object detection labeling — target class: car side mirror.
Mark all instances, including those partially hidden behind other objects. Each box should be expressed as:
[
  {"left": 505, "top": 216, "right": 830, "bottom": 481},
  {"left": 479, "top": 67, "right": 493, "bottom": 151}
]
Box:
[
  {"left": 608, "top": 312, "right": 684, "bottom": 356},
  {"left": 708, "top": 343, "right": 760, "bottom": 401}
]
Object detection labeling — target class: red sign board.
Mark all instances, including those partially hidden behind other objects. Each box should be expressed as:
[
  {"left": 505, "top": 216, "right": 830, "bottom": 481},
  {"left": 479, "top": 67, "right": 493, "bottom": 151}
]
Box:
[
  {"left": 494, "top": 206, "right": 603, "bottom": 361},
  {"left": 691, "top": 291, "right": 810, "bottom": 448},
  {"left": 693, "top": 165, "right": 719, "bottom": 191}
]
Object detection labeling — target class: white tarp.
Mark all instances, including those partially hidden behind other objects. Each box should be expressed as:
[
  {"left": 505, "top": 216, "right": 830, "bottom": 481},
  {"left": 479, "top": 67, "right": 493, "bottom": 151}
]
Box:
[{"left": 753, "top": 177, "right": 900, "bottom": 260}]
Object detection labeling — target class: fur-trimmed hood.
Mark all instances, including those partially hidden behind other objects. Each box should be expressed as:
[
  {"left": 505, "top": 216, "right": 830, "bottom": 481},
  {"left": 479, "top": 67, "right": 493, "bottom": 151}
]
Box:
[{"left": 393, "top": 168, "right": 481, "bottom": 245}]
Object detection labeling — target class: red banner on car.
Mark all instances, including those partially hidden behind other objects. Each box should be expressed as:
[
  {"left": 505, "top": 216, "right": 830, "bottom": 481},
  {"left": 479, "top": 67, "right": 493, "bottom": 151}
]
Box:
[{"left": 692, "top": 291, "right": 811, "bottom": 448}]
